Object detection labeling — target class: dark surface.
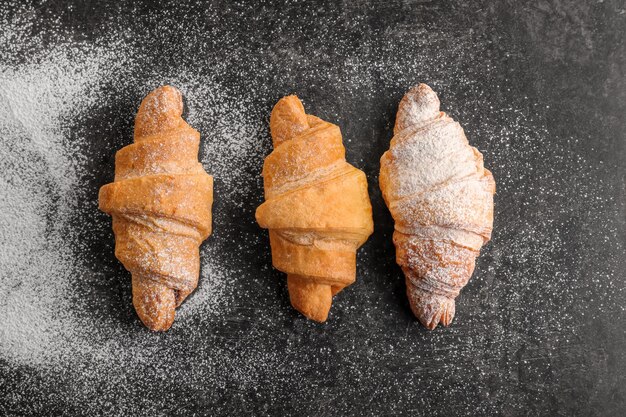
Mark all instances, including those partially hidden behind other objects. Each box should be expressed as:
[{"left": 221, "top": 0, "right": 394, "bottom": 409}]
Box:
[{"left": 0, "top": 1, "right": 625, "bottom": 416}]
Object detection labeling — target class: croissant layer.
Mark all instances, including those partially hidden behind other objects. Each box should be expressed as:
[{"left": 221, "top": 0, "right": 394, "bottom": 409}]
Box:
[
  {"left": 380, "top": 84, "right": 495, "bottom": 329},
  {"left": 256, "top": 95, "right": 373, "bottom": 322},
  {"left": 99, "top": 86, "right": 213, "bottom": 331}
]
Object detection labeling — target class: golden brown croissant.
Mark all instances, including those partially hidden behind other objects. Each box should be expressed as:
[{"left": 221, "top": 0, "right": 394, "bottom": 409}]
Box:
[
  {"left": 256, "top": 96, "right": 374, "bottom": 322},
  {"left": 380, "top": 84, "right": 495, "bottom": 329},
  {"left": 99, "top": 86, "right": 213, "bottom": 331}
]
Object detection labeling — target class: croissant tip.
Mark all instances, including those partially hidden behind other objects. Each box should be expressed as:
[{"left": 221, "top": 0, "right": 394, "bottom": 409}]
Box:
[
  {"left": 402, "top": 83, "right": 439, "bottom": 109},
  {"left": 419, "top": 318, "right": 439, "bottom": 330},
  {"left": 417, "top": 311, "right": 453, "bottom": 330},
  {"left": 282, "top": 93, "right": 300, "bottom": 100},
  {"left": 407, "top": 285, "right": 456, "bottom": 330},
  {"left": 270, "top": 95, "right": 309, "bottom": 147},
  {"left": 274, "top": 94, "right": 303, "bottom": 109},
  {"left": 153, "top": 84, "right": 180, "bottom": 94},
  {"left": 140, "top": 311, "right": 175, "bottom": 332},
  {"left": 133, "top": 85, "right": 187, "bottom": 140},
  {"left": 407, "top": 82, "right": 433, "bottom": 94},
  {"left": 134, "top": 299, "right": 176, "bottom": 331},
  {"left": 395, "top": 83, "right": 441, "bottom": 133},
  {"left": 142, "top": 85, "right": 183, "bottom": 107},
  {"left": 415, "top": 312, "right": 450, "bottom": 330},
  {"left": 132, "top": 275, "right": 177, "bottom": 331},
  {"left": 287, "top": 274, "right": 332, "bottom": 323},
  {"left": 299, "top": 308, "right": 329, "bottom": 323}
]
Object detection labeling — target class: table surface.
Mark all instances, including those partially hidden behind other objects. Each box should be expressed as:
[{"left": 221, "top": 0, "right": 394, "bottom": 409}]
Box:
[{"left": 0, "top": 1, "right": 624, "bottom": 416}]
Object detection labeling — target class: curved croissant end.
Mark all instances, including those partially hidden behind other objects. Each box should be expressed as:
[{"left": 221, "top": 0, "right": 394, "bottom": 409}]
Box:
[
  {"left": 407, "top": 286, "right": 456, "bottom": 330},
  {"left": 287, "top": 274, "right": 334, "bottom": 323},
  {"left": 134, "top": 85, "right": 187, "bottom": 140},
  {"left": 270, "top": 95, "right": 310, "bottom": 147},
  {"left": 132, "top": 274, "right": 177, "bottom": 331},
  {"left": 394, "top": 83, "right": 441, "bottom": 135}
]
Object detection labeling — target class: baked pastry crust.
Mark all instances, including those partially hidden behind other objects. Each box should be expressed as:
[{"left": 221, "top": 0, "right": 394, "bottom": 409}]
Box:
[
  {"left": 99, "top": 86, "right": 213, "bottom": 331},
  {"left": 380, "top": 84, "right": 495, "bottom": 329},
  {"left": 256, "top": 96, "right": 374, "bottom": 322}
]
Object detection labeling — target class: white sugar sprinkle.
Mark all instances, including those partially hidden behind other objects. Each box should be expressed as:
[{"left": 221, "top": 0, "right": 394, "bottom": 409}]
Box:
[{"left": 0, "top": 2, "right": 622, "bottom": 415}]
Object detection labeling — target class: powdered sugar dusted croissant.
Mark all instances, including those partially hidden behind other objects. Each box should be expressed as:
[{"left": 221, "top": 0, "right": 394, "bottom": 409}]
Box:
[
  {"left": 380, "top": 84, "right": 495, "bottom": 329},
  {"left": 256, "top": 95, "right": 374, "bottom": 322},
  {"left": 99, "top": 86, "right": 213, "bottom": 331}
]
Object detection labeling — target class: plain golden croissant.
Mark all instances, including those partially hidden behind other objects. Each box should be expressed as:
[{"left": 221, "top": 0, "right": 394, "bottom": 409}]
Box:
[
  {"left": 256, "top": 96, "right": 374, "bottom": 322},
  {"left": 380, "top": 84, "right": 495, "bottom": 329},
  {"left": 99, "top": 86, "right": 213, "bottom": 331}
]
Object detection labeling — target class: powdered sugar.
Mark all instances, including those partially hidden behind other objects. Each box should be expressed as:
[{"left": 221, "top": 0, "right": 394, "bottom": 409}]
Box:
[
  {"left": 0, "top": 40, "right": 117, "bottom": 365},
  {"left": 0, "top": 2, "right": 623, "bottom": 415}
]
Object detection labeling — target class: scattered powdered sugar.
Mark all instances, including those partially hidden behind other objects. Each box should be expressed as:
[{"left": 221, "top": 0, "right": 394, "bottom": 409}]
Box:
[
  {"left": 0, "top": 2, "right": 623, "bottom": 415},
  {"left": 0, "top": 41, "right": 119, "bottom": 365}
]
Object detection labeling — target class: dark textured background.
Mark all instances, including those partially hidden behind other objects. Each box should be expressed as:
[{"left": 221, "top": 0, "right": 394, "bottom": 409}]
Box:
[{"left": 0, "top": 1, "right": 625, "bottom": 416}]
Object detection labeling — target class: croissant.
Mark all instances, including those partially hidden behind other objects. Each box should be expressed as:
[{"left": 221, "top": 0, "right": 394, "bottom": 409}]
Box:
[
  {"left": 99, "top": 86, "right": 213, "bottom": 331},
  {"left": 380, "top": 84, "right": 495, "bottom": 329},
  {"left": 256, "top": 96, "right": 374, "bottom": 322}
]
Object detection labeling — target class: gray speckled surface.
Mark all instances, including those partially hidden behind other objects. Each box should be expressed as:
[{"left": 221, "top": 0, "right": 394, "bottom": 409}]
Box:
[{"left": 0, "top": 1, "right": 624, "bottom": 416}]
